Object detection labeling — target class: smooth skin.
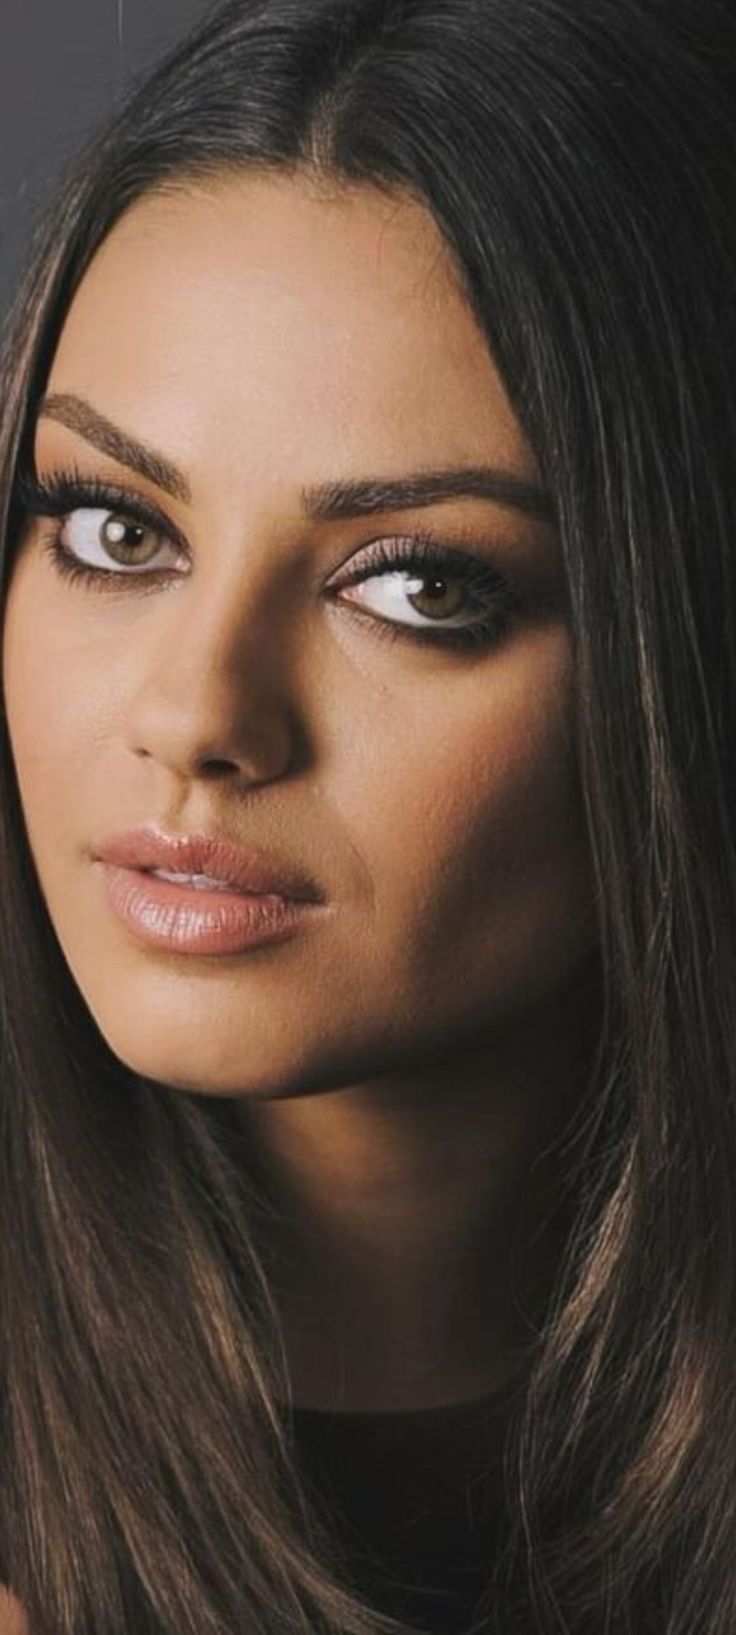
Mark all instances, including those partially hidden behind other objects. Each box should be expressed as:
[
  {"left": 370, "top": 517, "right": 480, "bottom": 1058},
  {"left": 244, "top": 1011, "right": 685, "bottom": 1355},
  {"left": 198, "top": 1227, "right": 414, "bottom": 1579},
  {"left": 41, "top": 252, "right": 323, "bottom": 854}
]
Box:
[{"left": 2, "top": 172, "right": 601, "bottom": 1413}]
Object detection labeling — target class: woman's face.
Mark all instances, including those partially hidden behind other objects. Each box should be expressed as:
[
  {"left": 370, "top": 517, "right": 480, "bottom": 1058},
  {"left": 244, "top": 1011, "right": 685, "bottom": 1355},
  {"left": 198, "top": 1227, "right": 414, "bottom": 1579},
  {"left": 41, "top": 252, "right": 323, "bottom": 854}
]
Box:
[{"left": 2, "top": 173, "right": 597, "bottom": 1097}]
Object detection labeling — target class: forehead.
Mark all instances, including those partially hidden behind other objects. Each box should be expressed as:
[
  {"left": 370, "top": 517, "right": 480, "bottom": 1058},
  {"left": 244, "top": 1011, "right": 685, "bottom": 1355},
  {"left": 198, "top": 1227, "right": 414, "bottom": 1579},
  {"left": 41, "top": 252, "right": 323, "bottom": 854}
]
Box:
[{"left": 43, "top": 172, "right": 536, "bottom": 492}]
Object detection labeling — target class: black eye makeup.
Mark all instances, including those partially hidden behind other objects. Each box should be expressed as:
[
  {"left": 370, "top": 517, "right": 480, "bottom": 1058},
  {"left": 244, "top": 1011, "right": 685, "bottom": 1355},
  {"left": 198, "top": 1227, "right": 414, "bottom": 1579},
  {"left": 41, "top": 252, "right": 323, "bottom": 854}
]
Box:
[
  {"left": 14, "top": 467, "right": 185, "bottom": 575},
  {"left": 13, "top": 464, "right": 526, "bottom": 654}
]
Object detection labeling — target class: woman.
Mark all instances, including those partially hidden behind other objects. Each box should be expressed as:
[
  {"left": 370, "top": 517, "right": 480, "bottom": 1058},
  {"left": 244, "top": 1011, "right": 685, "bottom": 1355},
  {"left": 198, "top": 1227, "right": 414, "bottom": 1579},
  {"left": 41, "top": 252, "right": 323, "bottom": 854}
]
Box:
[{"left": 1, "top": 0, "right": 734, "bottom": 1630}]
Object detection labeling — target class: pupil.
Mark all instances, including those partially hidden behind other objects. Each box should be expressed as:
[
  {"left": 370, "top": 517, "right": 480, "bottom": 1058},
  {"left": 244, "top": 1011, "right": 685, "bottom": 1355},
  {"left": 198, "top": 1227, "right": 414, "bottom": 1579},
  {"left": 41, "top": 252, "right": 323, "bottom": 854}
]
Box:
[
  {"left": 104, "top": 517, "right": 144, "bottom": 546},
  {"left": 410, "top": 573, "right": 466, "bottom": 622}
]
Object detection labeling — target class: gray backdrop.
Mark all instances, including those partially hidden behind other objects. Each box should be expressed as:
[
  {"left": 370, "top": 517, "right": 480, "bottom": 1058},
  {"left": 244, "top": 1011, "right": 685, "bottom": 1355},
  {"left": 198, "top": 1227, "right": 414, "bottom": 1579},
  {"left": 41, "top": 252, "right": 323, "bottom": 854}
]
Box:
[{"left": 1, "top": 0, "right": 211, "bottom": 321}]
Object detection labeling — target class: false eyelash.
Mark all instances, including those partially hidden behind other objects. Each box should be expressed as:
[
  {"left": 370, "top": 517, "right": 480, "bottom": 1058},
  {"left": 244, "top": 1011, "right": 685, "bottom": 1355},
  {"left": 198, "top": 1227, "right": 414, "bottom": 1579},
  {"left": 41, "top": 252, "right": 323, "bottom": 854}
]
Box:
[
  {"left": 14, "top": 464, "right": 176, "bottom": 542},
  {"left": 13, "top": 465, "right": 523, "bottom": 652},
  {"left": 334, "top": 534, "right": 521, "bottom": 650}
]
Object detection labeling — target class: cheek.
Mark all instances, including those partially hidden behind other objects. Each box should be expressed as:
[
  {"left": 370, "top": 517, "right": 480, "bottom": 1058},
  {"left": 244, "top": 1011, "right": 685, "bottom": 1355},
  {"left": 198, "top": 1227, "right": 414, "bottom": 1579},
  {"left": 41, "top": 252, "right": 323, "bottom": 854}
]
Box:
[
  {"left": 2, "top": 568, "right": 52, "bottom": 783},
  {"left": 336, "top": 631, "right": 594, "bottom": 1001},
  {"left": 2, "top": 569, "right": 93, "bottom": 852}
]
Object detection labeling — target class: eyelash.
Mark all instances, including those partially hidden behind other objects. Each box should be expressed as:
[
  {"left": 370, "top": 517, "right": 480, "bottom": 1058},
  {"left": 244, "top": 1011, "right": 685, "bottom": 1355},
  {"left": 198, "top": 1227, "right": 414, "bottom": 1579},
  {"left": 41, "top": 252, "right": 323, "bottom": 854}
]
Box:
[{"left": 13, "top": 465, "right": 523, "bottom": 653}]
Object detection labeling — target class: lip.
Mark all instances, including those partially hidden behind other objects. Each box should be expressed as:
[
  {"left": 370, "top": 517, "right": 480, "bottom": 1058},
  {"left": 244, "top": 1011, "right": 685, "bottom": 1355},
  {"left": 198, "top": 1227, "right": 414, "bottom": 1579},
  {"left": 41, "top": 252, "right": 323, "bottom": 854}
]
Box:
[
  {"left": 93, "top": 827, "right": 326, "bottom": 903},
  {"left": 96, "top": 863, "right": 322, "bottom": 955}
]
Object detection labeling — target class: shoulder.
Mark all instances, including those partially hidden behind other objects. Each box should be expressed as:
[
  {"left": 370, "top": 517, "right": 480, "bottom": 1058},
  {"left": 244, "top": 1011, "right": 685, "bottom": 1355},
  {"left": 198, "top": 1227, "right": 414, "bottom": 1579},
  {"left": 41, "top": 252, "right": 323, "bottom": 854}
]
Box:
[{"left": 0, "top": 1585, "right": 29, "bottom": 1634}]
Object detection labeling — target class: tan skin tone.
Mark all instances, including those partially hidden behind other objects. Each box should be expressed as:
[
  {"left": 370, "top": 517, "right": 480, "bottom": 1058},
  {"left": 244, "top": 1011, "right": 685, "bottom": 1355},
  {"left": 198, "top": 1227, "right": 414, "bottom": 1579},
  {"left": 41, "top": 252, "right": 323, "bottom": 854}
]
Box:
[{"left": 2, "top": 171, "right": 601, "bottom": 1423}]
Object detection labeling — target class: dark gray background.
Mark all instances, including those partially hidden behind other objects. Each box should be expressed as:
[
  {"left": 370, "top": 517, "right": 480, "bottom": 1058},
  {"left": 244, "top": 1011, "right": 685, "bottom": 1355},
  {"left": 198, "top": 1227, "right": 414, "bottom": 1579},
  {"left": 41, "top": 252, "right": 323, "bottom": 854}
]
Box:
[{"left": 1, "top": 0, "right": 210, "bottom": 321}]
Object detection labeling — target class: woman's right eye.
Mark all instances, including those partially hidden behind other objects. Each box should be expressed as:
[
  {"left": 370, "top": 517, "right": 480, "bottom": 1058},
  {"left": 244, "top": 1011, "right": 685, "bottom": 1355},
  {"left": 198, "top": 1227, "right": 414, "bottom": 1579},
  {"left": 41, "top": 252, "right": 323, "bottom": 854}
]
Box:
[
  {"left": 14, "top": 470, "right": 188, "bottom": 589},
  {"left": 52, "top": 507, "right": 181, "bottom": 574}
]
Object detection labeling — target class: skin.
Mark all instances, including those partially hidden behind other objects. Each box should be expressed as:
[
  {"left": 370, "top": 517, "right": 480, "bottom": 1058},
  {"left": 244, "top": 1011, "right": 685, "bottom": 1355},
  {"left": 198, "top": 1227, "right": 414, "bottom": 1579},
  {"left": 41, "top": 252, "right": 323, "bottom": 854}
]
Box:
[{"left": 2, "top": 171, "right": 601, "bottom": 1414}]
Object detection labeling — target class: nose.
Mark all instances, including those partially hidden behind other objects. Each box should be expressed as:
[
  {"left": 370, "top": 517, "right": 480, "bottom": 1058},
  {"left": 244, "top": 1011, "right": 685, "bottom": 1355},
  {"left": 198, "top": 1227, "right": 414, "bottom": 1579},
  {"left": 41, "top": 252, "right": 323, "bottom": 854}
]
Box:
[{"left": 121, "top": 577, "right": 304, "bottom": 787}]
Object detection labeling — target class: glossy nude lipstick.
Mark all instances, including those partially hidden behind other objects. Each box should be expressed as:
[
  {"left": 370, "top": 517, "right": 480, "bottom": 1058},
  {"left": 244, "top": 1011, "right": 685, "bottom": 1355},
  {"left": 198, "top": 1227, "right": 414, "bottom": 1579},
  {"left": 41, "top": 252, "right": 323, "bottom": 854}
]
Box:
[{"left": 93, "top": 828, "right": 327, "bottom": 955}]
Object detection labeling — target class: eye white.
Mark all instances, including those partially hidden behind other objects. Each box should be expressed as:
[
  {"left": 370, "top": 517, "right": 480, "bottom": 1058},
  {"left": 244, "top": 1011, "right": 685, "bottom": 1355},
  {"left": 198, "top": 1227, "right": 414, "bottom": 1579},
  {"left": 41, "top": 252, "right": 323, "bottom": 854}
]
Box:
[
  {"left": 59, "top": 509, "right": 174, "bottom": 571},
  {"left": 342, "top": 569, "right": 474, "bottom": 628},
  {"left": 55, "top": 516, "right": 481, "bottom": 631}
]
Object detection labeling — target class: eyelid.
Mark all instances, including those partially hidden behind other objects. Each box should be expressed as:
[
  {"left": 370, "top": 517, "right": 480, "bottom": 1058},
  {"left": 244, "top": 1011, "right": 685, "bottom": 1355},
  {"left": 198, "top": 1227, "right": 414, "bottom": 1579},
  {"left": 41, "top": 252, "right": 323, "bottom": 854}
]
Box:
[
  {"left": 331, "top": 532, "right": 514, "bottom": 586},
  {"left": 17, "top": 468, "right": 517, "bottom": 577},
  {"left": 15, "top": 466, "right": 534, "bottom": 653},
  {"left": 14, "top": 466, "right": 187, "bottom": 553}
]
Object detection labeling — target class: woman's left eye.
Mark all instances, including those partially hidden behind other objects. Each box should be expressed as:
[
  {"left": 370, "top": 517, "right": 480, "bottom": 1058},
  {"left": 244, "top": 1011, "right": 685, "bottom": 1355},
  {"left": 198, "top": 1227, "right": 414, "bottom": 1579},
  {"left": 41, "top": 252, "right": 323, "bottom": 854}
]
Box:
[
  {"left": 15, "top": 469, "right": 521, "bottom": 652},
  {"left": 330, "top": 537, "right": 521, "bottom": 650}
]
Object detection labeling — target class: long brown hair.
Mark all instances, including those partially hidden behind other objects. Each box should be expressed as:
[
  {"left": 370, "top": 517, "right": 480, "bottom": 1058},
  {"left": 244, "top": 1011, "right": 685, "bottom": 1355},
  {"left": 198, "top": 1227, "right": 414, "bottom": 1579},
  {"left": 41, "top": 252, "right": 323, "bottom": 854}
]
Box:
[{"left": 2, "top": 1, "right": 736, "bottom": 1630}]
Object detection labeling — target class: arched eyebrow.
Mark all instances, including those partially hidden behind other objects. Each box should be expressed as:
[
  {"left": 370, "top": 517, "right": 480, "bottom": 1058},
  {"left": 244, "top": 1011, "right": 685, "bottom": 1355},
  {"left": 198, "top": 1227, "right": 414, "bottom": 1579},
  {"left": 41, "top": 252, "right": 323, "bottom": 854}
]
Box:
[
  {"left": 38, "top": 394, "right": 191, "bottom": 503},
  {"left": 36, "top": 392, "right": 555, "bottom": 523}
]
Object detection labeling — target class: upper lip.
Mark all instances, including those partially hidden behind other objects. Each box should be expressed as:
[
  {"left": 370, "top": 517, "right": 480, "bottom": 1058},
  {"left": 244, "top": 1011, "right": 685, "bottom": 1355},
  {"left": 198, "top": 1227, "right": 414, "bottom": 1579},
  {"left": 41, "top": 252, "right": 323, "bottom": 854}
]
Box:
[{"left": 94, "top": 827, "right": 326, "bottom": 903}]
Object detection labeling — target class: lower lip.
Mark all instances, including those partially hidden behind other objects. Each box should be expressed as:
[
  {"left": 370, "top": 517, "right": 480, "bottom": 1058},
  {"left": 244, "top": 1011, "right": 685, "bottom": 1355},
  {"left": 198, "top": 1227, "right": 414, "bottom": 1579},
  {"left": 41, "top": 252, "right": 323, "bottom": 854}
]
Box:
[{"left": 97, "top": 863, "right": 322, "bottom": 954}]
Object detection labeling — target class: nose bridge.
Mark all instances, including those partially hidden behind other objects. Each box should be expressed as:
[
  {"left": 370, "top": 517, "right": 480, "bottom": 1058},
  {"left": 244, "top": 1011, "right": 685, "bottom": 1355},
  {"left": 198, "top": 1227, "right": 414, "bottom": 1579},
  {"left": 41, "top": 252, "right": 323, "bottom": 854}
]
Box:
[{"left": 122, "top": 550, "right": 304, "bottom": 781}]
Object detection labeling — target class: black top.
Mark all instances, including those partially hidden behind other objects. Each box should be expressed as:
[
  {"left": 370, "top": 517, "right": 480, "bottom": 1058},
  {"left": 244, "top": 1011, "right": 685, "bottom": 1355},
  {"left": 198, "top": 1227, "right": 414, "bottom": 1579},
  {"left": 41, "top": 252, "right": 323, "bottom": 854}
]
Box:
[
  {"left": 291, "top": 1386, "right": 516, "bottom": 1634},
  {"left": 0, "top": 1390, "right": 517, "bottom": 1633}
]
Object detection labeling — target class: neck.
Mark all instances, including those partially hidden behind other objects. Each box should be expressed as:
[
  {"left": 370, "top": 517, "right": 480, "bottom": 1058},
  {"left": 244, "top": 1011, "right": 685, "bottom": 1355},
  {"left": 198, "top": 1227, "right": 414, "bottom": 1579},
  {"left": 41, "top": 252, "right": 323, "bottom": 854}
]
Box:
[{"left": 241, "top": 959, "right": 601, "bottom": 1412}]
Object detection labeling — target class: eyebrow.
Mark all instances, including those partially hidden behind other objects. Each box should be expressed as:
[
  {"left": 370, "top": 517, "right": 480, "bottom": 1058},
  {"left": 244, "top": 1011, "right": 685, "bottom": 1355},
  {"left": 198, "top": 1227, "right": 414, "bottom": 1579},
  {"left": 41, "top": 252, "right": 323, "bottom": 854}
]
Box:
[{"left": 37, "top": 392, "right": 555, "bottom": 524}]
